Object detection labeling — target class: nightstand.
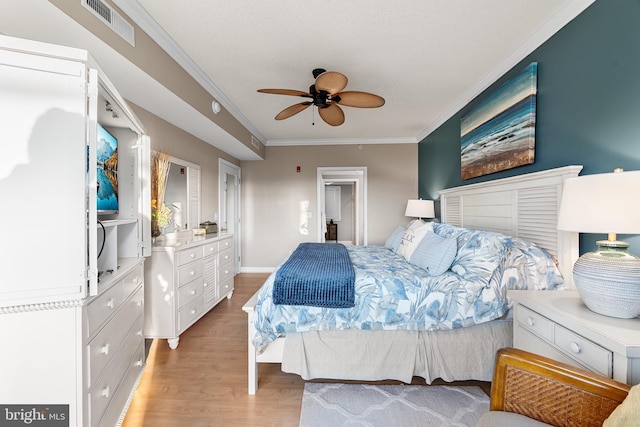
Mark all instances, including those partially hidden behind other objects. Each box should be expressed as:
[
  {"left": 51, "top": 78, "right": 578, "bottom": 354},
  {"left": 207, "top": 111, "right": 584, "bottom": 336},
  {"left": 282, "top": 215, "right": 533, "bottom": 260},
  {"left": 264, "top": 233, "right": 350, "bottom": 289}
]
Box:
[{"left": 510, "top": 290, "right": 640, "bottom": 385}]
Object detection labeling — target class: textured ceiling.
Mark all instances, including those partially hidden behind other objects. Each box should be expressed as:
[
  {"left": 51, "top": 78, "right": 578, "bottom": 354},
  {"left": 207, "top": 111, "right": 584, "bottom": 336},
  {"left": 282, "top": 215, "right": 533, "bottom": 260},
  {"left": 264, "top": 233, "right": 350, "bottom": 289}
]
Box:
[{"left": 124, "top": 0, "right": 594, "bottom": 147}]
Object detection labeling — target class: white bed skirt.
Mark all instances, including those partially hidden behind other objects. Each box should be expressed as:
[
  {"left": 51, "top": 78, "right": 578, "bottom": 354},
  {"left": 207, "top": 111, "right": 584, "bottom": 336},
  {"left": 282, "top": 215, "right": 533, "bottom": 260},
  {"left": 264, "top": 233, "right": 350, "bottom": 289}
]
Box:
[{"left": 281, "top": 318, "right": 513, "bottom": 384}]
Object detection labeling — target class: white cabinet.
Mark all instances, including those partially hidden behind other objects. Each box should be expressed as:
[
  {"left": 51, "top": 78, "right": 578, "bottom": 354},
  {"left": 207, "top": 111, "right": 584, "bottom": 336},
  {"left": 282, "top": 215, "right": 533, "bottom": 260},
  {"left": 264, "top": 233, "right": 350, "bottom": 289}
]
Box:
[
  {"left": 511, "top": 290, "right": 640, "bottom": 385},
  {"left": 145, "top": 232, "right": 235, "bottom": 348},
  {"left": 0, "top": 35, "right": 150, "bottom": 426}
]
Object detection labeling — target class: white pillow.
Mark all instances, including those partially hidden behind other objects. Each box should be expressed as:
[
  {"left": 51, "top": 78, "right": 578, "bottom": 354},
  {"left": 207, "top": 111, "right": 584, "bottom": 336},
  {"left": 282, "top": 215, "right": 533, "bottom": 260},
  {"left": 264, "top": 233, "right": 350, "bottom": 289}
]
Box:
[
  {"left": 397, "top": 220, "right": 434, "bottom": 260},
  {"left": 410, "top": 231, "right": 457, "bottom": 275}
]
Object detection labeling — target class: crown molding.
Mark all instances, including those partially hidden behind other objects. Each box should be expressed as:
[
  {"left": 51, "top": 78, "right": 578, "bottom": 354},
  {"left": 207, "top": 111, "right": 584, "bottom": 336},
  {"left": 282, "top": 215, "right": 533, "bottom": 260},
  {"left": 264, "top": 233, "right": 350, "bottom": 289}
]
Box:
[
  {"left": 416, "top": 0, "right": 595, "bottom": 143},
  {"left": 111, "top": 0, "right": 266, "bottom": 143},
  {"left": 265, "top": 136, "right": 418, "bottom": 146}
]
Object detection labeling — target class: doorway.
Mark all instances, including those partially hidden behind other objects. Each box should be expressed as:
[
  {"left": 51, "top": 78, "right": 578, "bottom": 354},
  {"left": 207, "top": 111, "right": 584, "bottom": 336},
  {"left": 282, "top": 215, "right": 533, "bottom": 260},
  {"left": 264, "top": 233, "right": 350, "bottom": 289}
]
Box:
[
  {"left": 219, "top": 159, "right": 241, "bottom": 274},
  {"left": 317, "top": 167, "right": 367, "bottom": 245}
]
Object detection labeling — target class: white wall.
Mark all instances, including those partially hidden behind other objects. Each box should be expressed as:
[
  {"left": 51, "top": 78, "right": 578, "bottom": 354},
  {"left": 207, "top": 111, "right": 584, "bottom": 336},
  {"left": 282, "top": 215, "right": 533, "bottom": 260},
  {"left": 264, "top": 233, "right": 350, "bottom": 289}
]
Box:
[{"left": 240, "top": 143, "right": 418, "bottom": 269}]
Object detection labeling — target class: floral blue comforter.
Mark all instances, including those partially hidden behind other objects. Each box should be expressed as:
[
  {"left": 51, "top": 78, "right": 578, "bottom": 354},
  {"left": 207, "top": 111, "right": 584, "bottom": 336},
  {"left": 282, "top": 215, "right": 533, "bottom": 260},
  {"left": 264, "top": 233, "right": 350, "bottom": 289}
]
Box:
[{"left": 252, "top": 245, "right": 511, "bottom": 352}]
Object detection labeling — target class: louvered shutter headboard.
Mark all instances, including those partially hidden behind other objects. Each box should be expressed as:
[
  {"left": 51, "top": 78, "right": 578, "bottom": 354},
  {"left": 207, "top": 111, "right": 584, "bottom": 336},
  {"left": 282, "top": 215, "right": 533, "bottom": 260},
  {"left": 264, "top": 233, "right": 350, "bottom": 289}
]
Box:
[{"left": 439, "top": 166, "right": 582, "bottom": 289}]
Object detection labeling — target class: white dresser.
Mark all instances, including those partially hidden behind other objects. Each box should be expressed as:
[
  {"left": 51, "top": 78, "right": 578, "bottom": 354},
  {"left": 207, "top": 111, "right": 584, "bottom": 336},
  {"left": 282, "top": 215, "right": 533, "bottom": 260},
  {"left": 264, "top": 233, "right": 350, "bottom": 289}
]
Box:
[
  {"left": 511, "top": 290, "right": 640, "bottom": 385},
  {"left": 0, "top": 35, "right": 150, "bottom": 426},
  {"left": 145, "top": 232, "right": 235, "bottom": 348},
  {"left": 85, "top": 262, "right": 146, "bottom": 427}
]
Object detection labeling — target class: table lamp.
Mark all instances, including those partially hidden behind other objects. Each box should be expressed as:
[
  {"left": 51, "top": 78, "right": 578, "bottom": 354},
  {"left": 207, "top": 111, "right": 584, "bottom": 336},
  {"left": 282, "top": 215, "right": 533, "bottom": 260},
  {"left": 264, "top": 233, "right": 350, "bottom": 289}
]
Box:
[
  {"left": 557, "top": 169, "right": 640, "bottom": 318},
  {"left": 405, "top": 199, "right": 435, "bottom": 221}
]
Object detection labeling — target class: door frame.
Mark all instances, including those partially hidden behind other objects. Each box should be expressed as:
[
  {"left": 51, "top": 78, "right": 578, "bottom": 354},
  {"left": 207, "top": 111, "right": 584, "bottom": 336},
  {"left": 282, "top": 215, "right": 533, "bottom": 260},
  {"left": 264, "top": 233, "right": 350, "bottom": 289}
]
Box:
[
  {"left": 219, "top": 158, "right": 241, "bottom": 274},
  {"left": 316, "top": 167, "right": 367, "bottom": 245}
]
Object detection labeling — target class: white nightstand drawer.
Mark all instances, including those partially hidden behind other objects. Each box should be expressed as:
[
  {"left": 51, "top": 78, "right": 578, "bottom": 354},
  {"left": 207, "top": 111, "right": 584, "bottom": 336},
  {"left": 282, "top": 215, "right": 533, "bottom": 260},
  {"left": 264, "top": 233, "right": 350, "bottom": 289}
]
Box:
[
  {"left": 515, "top": 305, "right": 554, "bottom": 342},
  {"left": 176, "top": 247, "right": 203, "bottom": 267},
  {"left": 177, "top": 260, "right": 203, "bottom": 286},
  {"left": 554, "top": 324, "right": 613, "bottom": 377},
  {"left": 177, "top": 277, "right": 203, "bottom": 309}
]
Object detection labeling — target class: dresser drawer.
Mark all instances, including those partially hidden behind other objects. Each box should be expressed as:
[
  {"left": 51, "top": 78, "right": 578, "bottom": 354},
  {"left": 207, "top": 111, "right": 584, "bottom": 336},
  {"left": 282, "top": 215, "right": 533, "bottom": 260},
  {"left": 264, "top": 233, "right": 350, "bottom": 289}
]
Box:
[
  {"left": 554, "top": 324, "right": 613, "bottom": 377},
  {"left": 515, "top": 305, "right": 554, "bottom": 343},
  {"left": 203, "top": 241, "right": 219, "bottom": 257},
  {"left": 87, "top": 288, "right": 143, "bottom": 387},
  {"left": 87, "top": 281, "right": 124, "bottom": 338},
  {"left": 219, "top": 278, "right": 233, "bottom": 298},
  {"left": 122, "top": 264, "right": 143, "bottom": 297},
  {"left": 218, "top": 262, "right": 234, "bottom": 284},
  {"left": 176, "top": 247, "right": 203, "bottom": 267},
  {"left": 218, "top": 247, "right": 234, "bottom": 267},
  {"left": 178, "top": 298, "right": 204, "bottom": 332},
  {"left": 177, "top": 277, "right": 203, "bottom": 309},
  {"left": 88, "top": 321, "right": 142, "bottom": 427},
  {"left": 219, "top": 237, "right": 233, "bottom": 251},
  {"left": 177, "top": 259, "right": 203, "bottom": 286}
]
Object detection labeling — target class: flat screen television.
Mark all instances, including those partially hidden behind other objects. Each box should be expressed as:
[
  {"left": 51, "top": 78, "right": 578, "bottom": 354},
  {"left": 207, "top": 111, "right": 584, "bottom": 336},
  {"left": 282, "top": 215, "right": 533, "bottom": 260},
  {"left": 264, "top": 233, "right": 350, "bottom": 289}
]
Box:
[{"left": 96, "top": 123, "right": 118, "bottom": 214}]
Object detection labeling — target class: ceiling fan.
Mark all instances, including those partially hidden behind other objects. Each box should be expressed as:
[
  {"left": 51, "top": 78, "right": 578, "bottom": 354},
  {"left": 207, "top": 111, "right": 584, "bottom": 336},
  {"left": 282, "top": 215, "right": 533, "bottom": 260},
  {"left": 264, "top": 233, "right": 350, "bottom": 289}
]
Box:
[{"left": 257, "top": 68, "right": 385, "bottom": 126}]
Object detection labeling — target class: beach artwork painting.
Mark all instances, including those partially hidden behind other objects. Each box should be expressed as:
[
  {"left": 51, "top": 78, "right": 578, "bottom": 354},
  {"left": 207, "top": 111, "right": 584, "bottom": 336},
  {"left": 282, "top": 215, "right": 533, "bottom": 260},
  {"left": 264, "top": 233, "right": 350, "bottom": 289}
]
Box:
[{"left": 461, "top": 62, "right": 537, "bottom": 180}]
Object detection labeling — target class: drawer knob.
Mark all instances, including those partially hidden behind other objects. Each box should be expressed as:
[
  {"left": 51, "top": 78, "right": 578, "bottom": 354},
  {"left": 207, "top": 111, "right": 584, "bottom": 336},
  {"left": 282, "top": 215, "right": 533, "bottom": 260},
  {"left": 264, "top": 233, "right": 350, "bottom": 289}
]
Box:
[
  {"left": 190, "top": 289, "right": 196, "bottom": 296},
  {"left": 570, "top": 342, "right": 582, "bottom": 354},
  {"left": 526, "top": 317, "right": 535, "bottom": 327},
  {"left": 224, "top": 255, "right": 229, "bottom": 260},
  {"left": 190, "top": 270, "right": 196, "bottom": 276},
  {"left": 100, "top": 344, "right": 110, "bottom": 355},
  {"left": 190, "top": 253, "right": 195, "bottom": 258},
  {"left": 204, "top": 282, "right": 208, "bottom": 287},
  {"left": 190, "top": 309, "right": 196, "bottom": 315},
  {"left": 135, "top": 359, "right": 143, "bottom": 367},
  {"left": 106, "top": 298, "right": 115, "bottom": 309},
  {"left": 101, "top": 386, "right": 110, "bottom": 398},
  {"left": 224, "top": 270, "right": 229, "bottom": 274}
]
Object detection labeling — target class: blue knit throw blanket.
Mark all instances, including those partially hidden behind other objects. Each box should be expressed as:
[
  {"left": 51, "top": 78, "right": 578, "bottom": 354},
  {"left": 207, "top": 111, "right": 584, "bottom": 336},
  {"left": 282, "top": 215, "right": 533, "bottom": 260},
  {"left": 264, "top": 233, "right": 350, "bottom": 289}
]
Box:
[{"left": 273, "top": 243, "right": 355, "bottom": 308}]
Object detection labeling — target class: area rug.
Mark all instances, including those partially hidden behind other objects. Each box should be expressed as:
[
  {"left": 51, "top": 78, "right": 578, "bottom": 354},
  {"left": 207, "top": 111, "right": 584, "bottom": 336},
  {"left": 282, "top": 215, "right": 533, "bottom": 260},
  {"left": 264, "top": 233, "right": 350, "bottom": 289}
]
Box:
[{"left": 299, "top": 383, "right": 489, "bottom": 427}]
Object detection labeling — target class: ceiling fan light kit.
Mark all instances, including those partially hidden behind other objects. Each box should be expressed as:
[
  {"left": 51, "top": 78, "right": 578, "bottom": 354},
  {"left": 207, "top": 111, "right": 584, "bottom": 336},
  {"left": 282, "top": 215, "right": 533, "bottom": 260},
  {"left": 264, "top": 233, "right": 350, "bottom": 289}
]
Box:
[{"left": 258, "top": 68, "right": 385, "bottom": 126}]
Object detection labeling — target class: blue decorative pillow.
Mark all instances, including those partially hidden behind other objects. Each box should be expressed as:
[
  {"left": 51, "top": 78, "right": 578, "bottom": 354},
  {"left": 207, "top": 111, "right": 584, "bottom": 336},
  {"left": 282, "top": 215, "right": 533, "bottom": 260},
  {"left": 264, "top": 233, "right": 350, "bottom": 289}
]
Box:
[
  {"left": 384, "top": 226, "right": 406, "bottom": 252},
  {"left": 433, "top": 222, "right": 512, "bottom": 285},
  {"left": 498, "top": 237, "right": 565, "bottom": 290},
  {"left": 409, "top": 231, "right": 457, "bottom": 275}
]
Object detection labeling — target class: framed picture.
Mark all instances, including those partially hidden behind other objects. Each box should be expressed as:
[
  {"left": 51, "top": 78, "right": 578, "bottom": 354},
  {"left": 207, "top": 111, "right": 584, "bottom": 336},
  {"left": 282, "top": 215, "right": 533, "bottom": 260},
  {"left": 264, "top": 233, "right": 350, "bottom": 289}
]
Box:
[{"left": 461, "top": 62, "right": 538, "bottom": 180}]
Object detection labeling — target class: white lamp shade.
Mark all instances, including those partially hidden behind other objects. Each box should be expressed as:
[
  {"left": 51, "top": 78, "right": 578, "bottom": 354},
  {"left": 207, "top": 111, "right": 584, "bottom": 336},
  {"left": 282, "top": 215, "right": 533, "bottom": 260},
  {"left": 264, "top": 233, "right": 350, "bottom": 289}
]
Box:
[
  {"left": 405, "top": 199, "right": 435, "bottom": 218},
  {"left": 557, "top": 170, "right": 640, "bottom": 234}
]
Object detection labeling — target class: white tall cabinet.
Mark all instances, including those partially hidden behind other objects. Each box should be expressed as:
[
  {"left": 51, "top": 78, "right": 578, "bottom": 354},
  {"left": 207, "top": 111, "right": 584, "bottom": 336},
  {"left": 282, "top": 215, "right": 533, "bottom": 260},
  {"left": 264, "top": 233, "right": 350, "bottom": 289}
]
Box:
[{"left": 0, "top": 35, "right": 150, "bottom": 427}]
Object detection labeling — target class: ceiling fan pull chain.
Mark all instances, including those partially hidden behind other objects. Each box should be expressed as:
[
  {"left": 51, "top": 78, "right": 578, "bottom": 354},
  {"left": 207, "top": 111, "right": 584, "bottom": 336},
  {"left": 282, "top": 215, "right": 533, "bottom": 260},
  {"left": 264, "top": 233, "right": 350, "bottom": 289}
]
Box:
[{"left": 312, "top": 106, "right": 315, "bottom": 126}]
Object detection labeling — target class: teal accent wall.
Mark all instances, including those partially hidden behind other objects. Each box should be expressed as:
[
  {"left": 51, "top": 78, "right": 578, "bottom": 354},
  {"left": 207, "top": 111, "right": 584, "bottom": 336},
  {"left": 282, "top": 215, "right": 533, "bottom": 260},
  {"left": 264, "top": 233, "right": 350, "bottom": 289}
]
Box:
[{"left": 418, "top": 0, "right": 640, "bottom": 254}]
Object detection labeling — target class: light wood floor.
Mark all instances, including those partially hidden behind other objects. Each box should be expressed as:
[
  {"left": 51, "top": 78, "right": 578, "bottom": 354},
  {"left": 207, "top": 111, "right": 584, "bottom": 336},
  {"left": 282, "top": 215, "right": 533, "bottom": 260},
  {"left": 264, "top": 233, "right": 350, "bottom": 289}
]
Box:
[{"left": 122, "top": 273, "right": 490, "bottom": 427}]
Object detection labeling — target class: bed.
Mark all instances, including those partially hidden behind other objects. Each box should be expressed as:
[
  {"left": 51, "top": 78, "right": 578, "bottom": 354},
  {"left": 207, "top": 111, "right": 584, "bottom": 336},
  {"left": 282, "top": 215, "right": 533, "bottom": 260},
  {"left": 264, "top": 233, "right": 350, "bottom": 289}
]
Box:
[{"left": 242, "top": 165, "right": 582, "bottom": 394}]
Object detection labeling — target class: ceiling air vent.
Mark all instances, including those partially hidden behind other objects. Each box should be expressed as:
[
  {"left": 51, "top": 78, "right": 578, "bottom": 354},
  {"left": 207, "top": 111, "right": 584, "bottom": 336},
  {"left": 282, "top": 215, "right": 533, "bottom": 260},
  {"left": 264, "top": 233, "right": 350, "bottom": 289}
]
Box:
[{"left": 82, "top": 0, "right": 135, "bottom": 47}]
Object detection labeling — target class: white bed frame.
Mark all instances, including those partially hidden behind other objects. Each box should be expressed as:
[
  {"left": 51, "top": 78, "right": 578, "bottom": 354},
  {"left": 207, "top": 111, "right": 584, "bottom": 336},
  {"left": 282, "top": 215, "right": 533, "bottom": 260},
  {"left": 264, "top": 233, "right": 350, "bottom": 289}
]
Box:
[{"left": 242, "top": 165, "right": 582, "bottom": 394}]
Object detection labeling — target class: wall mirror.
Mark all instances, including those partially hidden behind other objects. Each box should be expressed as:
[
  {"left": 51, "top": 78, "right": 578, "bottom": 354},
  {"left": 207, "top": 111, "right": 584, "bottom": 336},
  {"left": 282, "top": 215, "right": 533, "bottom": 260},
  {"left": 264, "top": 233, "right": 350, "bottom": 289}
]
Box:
[{"left": 153, "top": 151, "right": 201, "bottom": 234}]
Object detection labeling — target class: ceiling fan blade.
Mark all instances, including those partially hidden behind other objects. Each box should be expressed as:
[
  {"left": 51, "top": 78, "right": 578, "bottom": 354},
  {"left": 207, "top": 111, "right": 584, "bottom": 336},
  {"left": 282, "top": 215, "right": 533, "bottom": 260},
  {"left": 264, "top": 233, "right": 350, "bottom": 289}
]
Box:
[
  {"left": 315, "top": 71, "right": 348, "bottom": 95},
  {"left": 258, "top": 88, "right": 312, "bottom": 98},
  {"left": 335, "top": 91, "right": 385, "bottom": 108},
  {"left": 318, "top": 103, "right": 345, "bottom": 126},
  {"left": 275, "top": 102, "right": 312, "bottom": 120}
]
